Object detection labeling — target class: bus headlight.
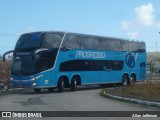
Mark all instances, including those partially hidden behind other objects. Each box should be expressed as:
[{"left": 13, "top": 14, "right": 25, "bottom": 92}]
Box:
[
  {"left": 32, "top": 83, "right": 36, "bottom": 86},
  {"left": 31, "top": 78, "right": 36, "bottom": 81},
  {"left": 11, "top": 77, "right": 13, "bottom": 80}
]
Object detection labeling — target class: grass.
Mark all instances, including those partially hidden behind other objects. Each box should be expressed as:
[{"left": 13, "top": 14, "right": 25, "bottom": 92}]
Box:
[{"left": 121, "top": 82, "right": 160, "bottom": 101}]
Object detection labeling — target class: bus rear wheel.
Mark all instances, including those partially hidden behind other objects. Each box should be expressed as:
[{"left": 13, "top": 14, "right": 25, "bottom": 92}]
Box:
[
  {"left": 130, "top": 74, "right": 136, "bottom": 85},
  {"left": 58, "top": 77, "right": 65, "bottom": 92},
  {"left": 122, "top": 74, "right": 129, "bottom": 86},
  {"left": 71, "top": 76, "right": 77, "bottom": 91}
]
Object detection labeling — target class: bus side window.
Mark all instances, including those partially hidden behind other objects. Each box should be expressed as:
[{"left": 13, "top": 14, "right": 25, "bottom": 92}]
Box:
[
  {"left": 110, "top": 39, "right": 121, "bottom": 51},
  {"left": 81, "top": 37, "right": 95, "bottom": 50},
  {"left": 112, "top": 60, "right": 123, "bottom": 70},
  {"left": 42, "top": 33, "right": 62, "bottom": 48},
  {"left": 63, "top": 35, "right": 80, "bottom": 49},
  {"left": 121, "top": 41, "right": 129, "bottom": 51},
  {"left": 95, "top": 38, "right": 106, "bottom": 50}
]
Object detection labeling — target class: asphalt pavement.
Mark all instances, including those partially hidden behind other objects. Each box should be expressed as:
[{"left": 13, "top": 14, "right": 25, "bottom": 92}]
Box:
[{"left": 0, "top": 85, "right": 159, "bottom": 120}]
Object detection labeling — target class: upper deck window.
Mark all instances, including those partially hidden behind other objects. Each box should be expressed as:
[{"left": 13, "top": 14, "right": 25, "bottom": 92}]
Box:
[
  {"left": 16, "top": 32, "right": 44, "bottom": 49},
  {"left": 42, "top": 33, "right": 64, "bottom": 48}
]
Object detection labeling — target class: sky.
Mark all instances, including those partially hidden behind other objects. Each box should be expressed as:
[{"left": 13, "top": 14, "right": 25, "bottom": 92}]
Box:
[{"left": 0, "top": 0, "right": 160, "bottom": 55}]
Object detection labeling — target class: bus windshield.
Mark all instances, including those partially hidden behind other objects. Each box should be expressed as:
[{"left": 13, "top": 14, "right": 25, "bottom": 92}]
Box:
[
  {"left": 12, "top": 56, "right": 36, "bottom": 76},
  {"left": 12, "top": 50, "right": 58, "bottom": 76},
  {"left": 16, "top": 32, "right": 64, "bottom": 50},
  {"left": 16, "top": 32, "right": 44, "bottom": 49}
]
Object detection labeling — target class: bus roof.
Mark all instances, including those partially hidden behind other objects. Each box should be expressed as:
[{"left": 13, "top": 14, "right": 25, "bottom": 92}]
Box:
[{"left": 22, "top": 31, "right": 145, "bottom": 44}]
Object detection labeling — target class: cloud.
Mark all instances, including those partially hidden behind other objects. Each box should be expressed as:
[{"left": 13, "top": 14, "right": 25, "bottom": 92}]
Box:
[
  {"left": 135, "top": 3, "right": 154, "bottom": 27},
  {"left": 127, "top": 32, "right": 139, "bottom": 39},
  {"left": 121, "top": 3, "right": 159, "bottom": 39},
  {"left": 157, "top": 22, "right": 160, "bottom": 30}
]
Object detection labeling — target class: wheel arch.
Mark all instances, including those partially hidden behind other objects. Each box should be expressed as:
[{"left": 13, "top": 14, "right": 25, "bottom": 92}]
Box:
[
  {"left": 130, "top": 73, "right": 136, "bottom": 82},
  {"left": 122, "top": 73, "right": 129, "bottom": 79},
  {"left": 122, "top": 73, "right": 130, "bottom": 86},
  {"left": 58, "top": 75, "right": 69, "bottom": 87}
]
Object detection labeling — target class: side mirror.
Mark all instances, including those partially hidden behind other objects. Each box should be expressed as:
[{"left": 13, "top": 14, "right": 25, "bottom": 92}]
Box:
[{"left": 3, "top": 50, "right": 14, "bottom": 62}]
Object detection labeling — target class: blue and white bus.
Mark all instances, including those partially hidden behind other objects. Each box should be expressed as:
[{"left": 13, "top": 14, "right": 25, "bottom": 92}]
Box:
[{"left": 3, "top": 31, "right": 146, "bottom": 92}]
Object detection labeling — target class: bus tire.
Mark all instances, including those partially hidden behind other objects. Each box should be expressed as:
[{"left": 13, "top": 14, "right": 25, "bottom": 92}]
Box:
[
  {"left": 34, "top": 88, "right": 41, "bottom": 93},
  {"left": 130, "top": 74, "right": 136, "bottom": 85},
  {"left": 58, "top": 77, "right": 65, "bottom": 92},
  {"left": 71, "top": 76, "right": 77, "bottom": 91},
  {"left": 122, "top": 74, "right": 129, "bottom": 86}
]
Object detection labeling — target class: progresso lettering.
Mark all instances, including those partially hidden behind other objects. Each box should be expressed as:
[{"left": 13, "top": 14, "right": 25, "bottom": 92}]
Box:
[{"left": 76, "top": 51, "right": 105, "bottom": 59}]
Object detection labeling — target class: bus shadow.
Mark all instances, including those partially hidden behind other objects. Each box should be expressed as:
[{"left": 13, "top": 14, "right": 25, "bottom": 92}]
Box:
[{"left": 12, "top": 84, "right": 120, "bottom": 95}]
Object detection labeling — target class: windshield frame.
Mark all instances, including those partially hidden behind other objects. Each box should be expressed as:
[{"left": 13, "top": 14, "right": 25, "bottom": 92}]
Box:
[
  {"left": 12, "top": 32, "right": 65, "bottom": 76},
  {"left": 15, "top": 32, "right": 65, "bottom": 51},
  {"left": 11, "top": 56, "right": 36, "bottom": 76},
  {"left": 15, "top": 32, "right": 44, "bottom": 50}
]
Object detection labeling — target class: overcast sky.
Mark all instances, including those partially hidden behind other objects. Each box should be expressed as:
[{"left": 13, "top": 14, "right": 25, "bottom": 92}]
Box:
[{"left": 0, "top": 0, "right": 160, "bottom": 54}]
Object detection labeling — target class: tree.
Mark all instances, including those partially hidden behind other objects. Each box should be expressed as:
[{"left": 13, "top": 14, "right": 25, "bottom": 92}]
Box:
[{"left": 0, "top": 59, "right": 11, "bottom": 81}]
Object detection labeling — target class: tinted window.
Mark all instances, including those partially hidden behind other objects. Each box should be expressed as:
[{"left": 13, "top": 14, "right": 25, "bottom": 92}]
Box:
[
  {"left": 81, "top": 37, "right": 95, "bottom": 49},
  {"left": 129, "top": 42, "right": 146, "bottom": 52},
  {"left": 112, "top": 60, "right": 124, "bottom": 70},
  {"left": 59, "top": 60, "right": 124, "bottom": 71},
  {"left": 89, "top": 61, "right": 101, "bottom": 70},
  {"left": 103, "top": 38, "right": 122, "bottom": 51},
  {"left": 59, "top": 60, "right": 89, "bottom": 71},
  {"left": 42, "top": 33, "right": 63, "bottom": 48},
  {"left": 140, "top": 62, "right": 146, "bottom": 68},
  {"left": 110, "top": 39, "right": 121, "bottom": 51},
  {"left": 137, "top": 43, "right": 146, "bottom": 52},
  {"left": 62, "top": 35, "right": 81, "bottom": 49},
  {"left": 121, "top": 41, "right": 129, "bottom": 51},
  {"left": 95, "top": 60, "right": 112, "bottom": 70},
  {"left": 129, "top": 42, "right": 137, "bottom": 52},
  {"left": 16, "top": 32, "right": 44, "bottom": 49},
  {"left": 104, "top": 38, "right": 112, "bottom": 50},
  {"left": 36, "top": 50, "right": 58, "bottom": 72},
  {"left": 12, "top": 56, "right": 36, "bottom": 76},
  {"left": 95, "top": 38, "right": 107, "bottom": 50}
]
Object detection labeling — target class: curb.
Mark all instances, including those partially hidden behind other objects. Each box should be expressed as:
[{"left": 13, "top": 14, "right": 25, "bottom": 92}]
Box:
[
  {"left": 101, "top": 89, "right": 160, "bottom": 108},
  {"left": 0, "top": 88, "right": 24, "bottom": 94}
]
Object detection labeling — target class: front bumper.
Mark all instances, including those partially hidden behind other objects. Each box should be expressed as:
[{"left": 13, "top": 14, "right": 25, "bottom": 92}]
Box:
[{"left": 11, "top": 79, "right": 36, "bottom": 88}]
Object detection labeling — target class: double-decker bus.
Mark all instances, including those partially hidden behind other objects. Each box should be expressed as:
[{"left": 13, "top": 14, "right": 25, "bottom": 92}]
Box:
[{"left": 3, "top": 31, "right": 146, "bottom": 92}]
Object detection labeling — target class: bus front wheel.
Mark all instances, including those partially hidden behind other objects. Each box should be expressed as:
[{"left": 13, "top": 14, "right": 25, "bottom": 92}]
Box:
[
  {"left": 58, "top": 77, "right": 65, "bottom": 92},
  {"left": 71, "top": 76, "right": 77, "bottom": 91},
  {"left": 122, "top": 74, "right": 129, "bottom": 86}
]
